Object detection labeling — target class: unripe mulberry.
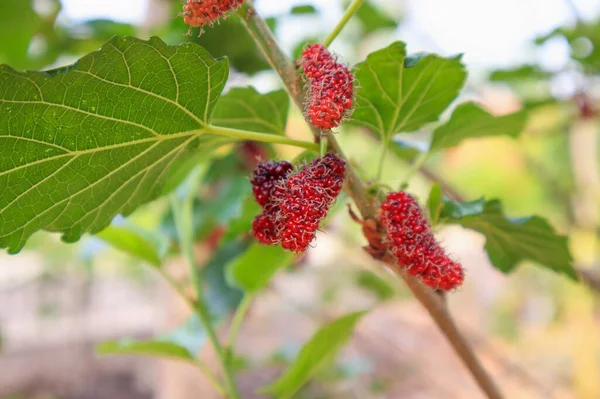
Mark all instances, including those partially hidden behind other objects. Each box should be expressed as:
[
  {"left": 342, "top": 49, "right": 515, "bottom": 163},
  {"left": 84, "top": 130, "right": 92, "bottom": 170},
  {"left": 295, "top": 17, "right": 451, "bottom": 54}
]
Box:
[
  {"left": 301, "top": 44, "right": 355, "bottom": 130},
  {"left": 250, "top": 160, "right": 293, "bottom": 207},
  {"left": 379, "top": 192, "right": 464, "bottom": 291},
  {"left": 276, "top": 154, "right": 346, "bottom": 253},
  {"left": 182, "top": 0, "right": 243, "bottom": 34}
]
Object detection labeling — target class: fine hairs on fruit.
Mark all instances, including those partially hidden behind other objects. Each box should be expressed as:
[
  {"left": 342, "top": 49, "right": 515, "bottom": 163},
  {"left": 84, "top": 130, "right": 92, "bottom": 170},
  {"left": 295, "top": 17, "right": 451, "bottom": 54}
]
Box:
[
  {"left": 300, "top": 44, "right": 355, "bottom": 131},
  {"left": 379, "top": 192, "right": 465, "bottom": 291}
]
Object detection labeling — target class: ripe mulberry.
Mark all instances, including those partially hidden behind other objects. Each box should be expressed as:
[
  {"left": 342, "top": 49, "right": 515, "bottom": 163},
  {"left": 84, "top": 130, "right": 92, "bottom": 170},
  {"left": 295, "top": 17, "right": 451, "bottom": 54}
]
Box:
[
  {"left": 182, "top": 0, "right": 243, "bottom": 34},
  {"left": 250, "top": 160, "right": 292, "bottom": 245},
  {"left": 250, "top": 160, "right": 293, "bottom": 207},
  {"left": 300, "top": 44, "right": 355, "bottom": 130},
  {"left": 379, "top": 192, "right": 464, "bottom": 291},
  {"left": 276, "top": 154, "right": 346, "bottom": 253}
]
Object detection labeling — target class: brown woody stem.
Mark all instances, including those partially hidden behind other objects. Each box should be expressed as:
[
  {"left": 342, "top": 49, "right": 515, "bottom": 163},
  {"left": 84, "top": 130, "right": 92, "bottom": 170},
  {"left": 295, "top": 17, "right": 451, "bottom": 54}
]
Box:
[{"left": 236, "top": 2, "right": 503, "bottom": 398}]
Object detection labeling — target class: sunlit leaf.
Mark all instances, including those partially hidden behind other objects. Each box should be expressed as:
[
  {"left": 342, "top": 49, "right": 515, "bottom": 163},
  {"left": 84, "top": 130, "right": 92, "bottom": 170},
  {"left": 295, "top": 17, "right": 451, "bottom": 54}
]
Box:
[
  {"left": 97, "top": 340, "right": 194, "bottom": 361},
  {"left": 352, "top": 42, "right": 466, "bottom": 142},
  {"left": 430, "top": 102, "right": 527, "bottom": 152}
]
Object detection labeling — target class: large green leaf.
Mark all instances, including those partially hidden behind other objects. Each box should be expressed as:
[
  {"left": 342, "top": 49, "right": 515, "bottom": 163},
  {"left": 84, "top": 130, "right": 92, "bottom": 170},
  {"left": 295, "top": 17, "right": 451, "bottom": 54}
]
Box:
[
  {"left": 227, "top": 243, "right": 294, "bottom": 293},
  {"left": 0, "top": 36, "right": 230, "bottom": 254},
  {"left": 351, "top": 42, "right": 466, "bottom": 142},
  {"left": 212, "top": 87, "right": 289, "bottom": 135},
  {"left": 262, "top": 311, "right": 366, "bottom": 398},
  {"left": 429, "top": 102, "right": 528, "bottom": 152},
  {"left": 440, "top": 198, "right": 576, "bottom": 279}
]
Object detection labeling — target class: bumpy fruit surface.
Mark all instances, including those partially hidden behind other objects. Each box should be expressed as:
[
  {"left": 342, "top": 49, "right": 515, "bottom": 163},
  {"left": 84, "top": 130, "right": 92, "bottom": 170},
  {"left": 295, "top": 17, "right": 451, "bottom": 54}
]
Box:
[
  {"left": 276, "top": 154, "right": 346, "bottom": 253},
  {"left": 301, "top": 44, "right": 354, "bottom": 130},
  {"left": 250, "top": 160, "right": 293, "bottom": 207},
  {"left": 250, "top": 160, "right": 292, "bottom": 245},
  {"left": 252, "top": 213, "right": 279, "bottom": 245},
  {"left": 182, "top": 0, "right": 243, "bottom": 31},
  {"left": 379, "top": 192, "right": 464, "bottom": 291}
]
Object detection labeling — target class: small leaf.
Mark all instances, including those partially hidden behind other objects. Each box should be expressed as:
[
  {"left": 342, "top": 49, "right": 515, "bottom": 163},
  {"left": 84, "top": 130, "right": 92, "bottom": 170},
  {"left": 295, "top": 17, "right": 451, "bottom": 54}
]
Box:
[
  {"left": 212, "top": 87, "right": 289, "bottom": 135},
  {"left": 0, "top": 36, "right": 230, "bottom": 254},
  {"left": 489, "top": 65, "right": 551, "bottom": 82},
  {"left": 290, "top": 5, "right": 317, "bottom": 15},
  {"left": 351, "top": 0, "right": 398, "bottom": 34},
  {"left": 430, "top": 102, "right": 528, "bottom": 152},
  {"left": 96, "top": 223, "right": 168, "bottom": 267},
  {"left": 352, "top": 42, "right": 466, "bottom": 142},
  {"left": 427, "top": 183, "right": 443, "bottom": 225},
  {"left": 440, "top": 198, "right": 576, "bottom": 279},
  {"left": 97, "top": 340, "right": 194, "bottom": 361},
  {"left": 262, "top": 311, "right": 366, "bottom": 398},
  {"left": 227, "top": 244, "right": 294, "bottom": 293}
]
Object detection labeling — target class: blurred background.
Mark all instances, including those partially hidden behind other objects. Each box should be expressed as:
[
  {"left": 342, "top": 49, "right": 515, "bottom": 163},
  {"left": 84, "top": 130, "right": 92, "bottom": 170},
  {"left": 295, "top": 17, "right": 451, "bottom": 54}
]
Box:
[{"left": 1, "top": 0, "right": 600, "bottom": 398}]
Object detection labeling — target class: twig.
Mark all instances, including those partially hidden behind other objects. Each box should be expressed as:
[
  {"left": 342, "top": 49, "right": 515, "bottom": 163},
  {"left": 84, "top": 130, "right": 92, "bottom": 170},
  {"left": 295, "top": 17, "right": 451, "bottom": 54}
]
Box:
[
  {"left": 323, "top": 0, "right": 365, "bottom": 47},
  {"left": 236, "top": 2, "right": 503, "bottom": 398}
]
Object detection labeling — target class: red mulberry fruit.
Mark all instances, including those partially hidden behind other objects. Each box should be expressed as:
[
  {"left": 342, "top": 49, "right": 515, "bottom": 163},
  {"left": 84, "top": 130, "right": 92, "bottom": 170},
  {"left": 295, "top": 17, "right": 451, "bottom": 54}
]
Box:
[
  {"left": 250, "top": 160, "right": 292, "bottom": 245},
  {"left": 301, "top": 44, "right": 355, "bottom": 130},
  {"left": 182, "top": 0, "right": 243, "bottom": 34},
  {"left": 252, "top": 213, "right": 279, "bottom": 245},
  {"left": 250, "top": 160, "right": 293, "bottom": 207},
  {"left": 276, "top": 154, "right": 346, "bottom": 253},
  {"left": 379, "top": 192, "right": 464, "bottom": 291}
]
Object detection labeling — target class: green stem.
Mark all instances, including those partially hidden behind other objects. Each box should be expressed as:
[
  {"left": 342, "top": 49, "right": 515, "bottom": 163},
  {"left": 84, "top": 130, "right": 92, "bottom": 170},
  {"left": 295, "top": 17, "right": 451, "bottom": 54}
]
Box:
[
  {"left": 154, "top": 268, "right": 227, "bottom": 396},
  {"left": 376, "top": 140, "right": 388, "bottom": 182},
  {"left": 320, "top": 134, "right": 328, "bottom": 156},
  {"left": 169, "top": 194, "right": 242, "bottom": 399},
  {"left": 323, "top": 0, "right": 365, "bottom": 47},
  {"left": 207, "top": 125, "right": 318, "bottom": 152},
  {"left": 226, "top": 294, "right": 254, "bottom": 349}
]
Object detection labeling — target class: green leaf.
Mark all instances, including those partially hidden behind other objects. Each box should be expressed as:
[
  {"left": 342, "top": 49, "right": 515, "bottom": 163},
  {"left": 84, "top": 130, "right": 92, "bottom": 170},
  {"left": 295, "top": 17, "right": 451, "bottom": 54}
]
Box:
[
  {"left": 227, "top": 244, "right": 294, "bottom": 293},
  {"left": 186, "top": 15, "right": 277, "bottom": 75},
  {"left": 430, "top": 102, "right": 528, "bottom": 152},
  {"left": 351, "top": 0, "right": 399, "bottom": 34},
  {"left": 290, "top": 5, "right": 317, "bottom": 15},
  {"left": 162, "top": 315, "right": 206, "bottom": 357},
  {"left": 440, "top": 198, "right": 576, "bottom": 279},
  {"left": 97, "top": 340, "right": 194, "bottom": 361},
  {"left": 262, "top": 311, "right": 366, "bottom": 398},
  {"left": 0, "top": 36, "right": 230, "bottom": 254},
  {"left": 489, "top": 65, "right": 551, "bottom": 82},
  {"left": 389, "top": 137, "right": 426, "bottom": 161},
  {"left": 212, "top": 87, "right": 289, "bottom": 135},
  {"left": 427, "top": 183, "right": 443, "bottom": 225},
  {"left": 96, "top": 223, "right": 168, "bottom": 267},
  {"left": 352, "top": 42, "right": 466, "bottom": 143},
  {"left": 0, "top": 0, "right": 43, "bottom": 69},
  {"left": 203, "top": 240, "right": 247, "bottom": 317},
  {"left": 355, "top": 270, "right": 396, "bottom": 301}
]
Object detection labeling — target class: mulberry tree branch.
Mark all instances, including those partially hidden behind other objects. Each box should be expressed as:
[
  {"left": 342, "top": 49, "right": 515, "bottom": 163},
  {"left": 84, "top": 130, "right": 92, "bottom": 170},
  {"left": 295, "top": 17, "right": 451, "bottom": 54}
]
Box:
[{"left": 236, "top": 2, "right": 503, "bottom": 399}]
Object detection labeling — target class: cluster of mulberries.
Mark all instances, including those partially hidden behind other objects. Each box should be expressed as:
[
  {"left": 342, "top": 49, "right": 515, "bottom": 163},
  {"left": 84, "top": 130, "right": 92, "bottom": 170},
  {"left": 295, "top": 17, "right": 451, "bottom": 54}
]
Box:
[
  {"left": 181, "top": 0, "right": 243, "bottom": 34},
  {"left": 250, "top": 154, "right": 346, "bottom": 253},
  {"left": 379, "top": 192, "right": 464, "bottom": 291},
  {"left": 301, "top": 44, "right": 355, "bottom": 131}
]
